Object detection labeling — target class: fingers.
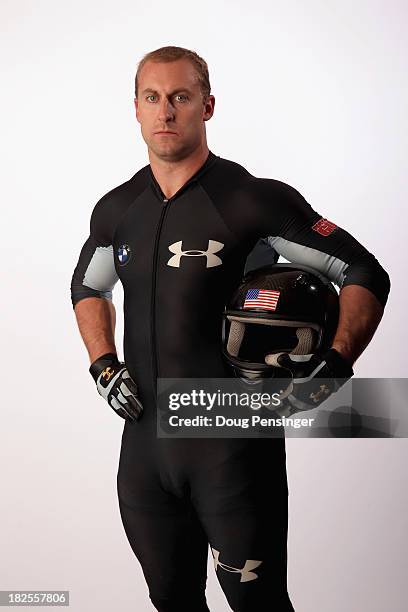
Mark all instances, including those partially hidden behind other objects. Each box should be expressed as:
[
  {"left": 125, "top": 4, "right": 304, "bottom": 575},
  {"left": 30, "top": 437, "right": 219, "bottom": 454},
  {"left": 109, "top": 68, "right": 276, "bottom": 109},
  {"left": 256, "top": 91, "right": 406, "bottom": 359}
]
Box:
[
  {"left": 276, "top": 353, "right": 293, "bottom": 368},
  {"left": 101, "top": 370, "right": 144, "bottom": 422},
  {"left": 121, "top": 372, "right": 139, "bottom": 397},
  {"left": 264, "top": 351, "right": 288, "bottom": 367},
  {"left": 114, "top": 391, "right": 143, "bottom": 422},
  {"left": 125, "top": 395, "right": 144, "bottom": 420},
  {"left": 119, "top": 373, "right": 143, "bottom": 420},
  {"left": 109, "top": 395, "right": 129, "bottom": 416},
  {"left": 264, "top": 350, "right": 351, "bottom": 413},
  {"left": 110, "top": 393, "right": 140, "bottom": 421}
]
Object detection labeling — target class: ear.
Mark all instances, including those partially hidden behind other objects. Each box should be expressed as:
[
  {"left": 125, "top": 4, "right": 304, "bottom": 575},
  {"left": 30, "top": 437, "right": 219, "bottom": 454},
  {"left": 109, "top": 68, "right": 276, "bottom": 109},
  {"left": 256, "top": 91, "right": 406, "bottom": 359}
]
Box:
[
  {"left": 203, "top": 95, "right": 215, "bottom": 121},
  {"left": 134, "top": 98, "right": 140, "bottom": 123}
]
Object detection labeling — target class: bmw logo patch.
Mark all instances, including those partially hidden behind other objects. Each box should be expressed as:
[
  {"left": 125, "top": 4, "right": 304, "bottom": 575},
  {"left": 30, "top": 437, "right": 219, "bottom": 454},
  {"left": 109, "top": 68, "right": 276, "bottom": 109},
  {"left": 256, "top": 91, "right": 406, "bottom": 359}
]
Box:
[{"left": 117, "top": 244, "right": 132, "bottom": 266}]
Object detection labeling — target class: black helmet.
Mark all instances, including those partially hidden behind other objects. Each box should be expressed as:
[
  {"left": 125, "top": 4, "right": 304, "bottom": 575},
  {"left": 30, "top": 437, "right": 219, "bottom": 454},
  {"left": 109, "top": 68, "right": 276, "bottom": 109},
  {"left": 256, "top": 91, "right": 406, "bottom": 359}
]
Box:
[{"left": 222, "top": 263, "right": 339, "bottom": 380}]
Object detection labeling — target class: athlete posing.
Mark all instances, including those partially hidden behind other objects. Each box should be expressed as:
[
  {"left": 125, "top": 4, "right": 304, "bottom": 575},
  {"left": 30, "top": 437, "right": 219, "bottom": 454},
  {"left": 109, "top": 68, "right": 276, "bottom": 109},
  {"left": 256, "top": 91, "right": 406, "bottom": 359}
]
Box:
[{"left": 70, "top": 46, "right": 390, "bottom": 612}]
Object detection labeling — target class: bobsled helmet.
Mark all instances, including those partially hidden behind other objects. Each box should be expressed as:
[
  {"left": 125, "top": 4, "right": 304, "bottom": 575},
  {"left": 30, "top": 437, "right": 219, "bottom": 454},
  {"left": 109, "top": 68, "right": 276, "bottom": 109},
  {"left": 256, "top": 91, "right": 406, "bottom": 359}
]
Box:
[{"left": 222, "top": 263, "right": 339, "bottom": 380}]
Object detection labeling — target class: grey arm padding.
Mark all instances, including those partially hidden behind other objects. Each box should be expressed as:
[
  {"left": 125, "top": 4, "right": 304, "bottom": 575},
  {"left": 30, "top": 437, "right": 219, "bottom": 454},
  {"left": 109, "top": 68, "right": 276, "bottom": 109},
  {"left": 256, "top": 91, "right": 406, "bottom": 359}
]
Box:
[
  {"left": 83, "top": 245, "right": 119, "bottom": 292},
  {"left": 266, "top": 236, "right": 348, "bottom": 288}
]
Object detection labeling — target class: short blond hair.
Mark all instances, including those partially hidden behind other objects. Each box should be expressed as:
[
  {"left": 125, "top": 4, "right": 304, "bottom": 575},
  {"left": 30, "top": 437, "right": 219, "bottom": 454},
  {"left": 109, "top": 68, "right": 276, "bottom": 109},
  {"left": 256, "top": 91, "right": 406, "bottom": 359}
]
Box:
[{"left": 135, "top": 45, "right": 211, "bottom": 102}]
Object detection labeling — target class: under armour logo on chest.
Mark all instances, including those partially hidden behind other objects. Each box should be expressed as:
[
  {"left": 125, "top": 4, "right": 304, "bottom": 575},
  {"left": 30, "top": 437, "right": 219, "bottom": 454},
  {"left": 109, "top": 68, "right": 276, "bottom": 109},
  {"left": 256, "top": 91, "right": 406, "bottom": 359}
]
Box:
[
  {"left": 211, "top": 548, "right": 263, "bottom": 583},
  {"left": 167, "top": 240, "right": 224, "bottom": 268}
]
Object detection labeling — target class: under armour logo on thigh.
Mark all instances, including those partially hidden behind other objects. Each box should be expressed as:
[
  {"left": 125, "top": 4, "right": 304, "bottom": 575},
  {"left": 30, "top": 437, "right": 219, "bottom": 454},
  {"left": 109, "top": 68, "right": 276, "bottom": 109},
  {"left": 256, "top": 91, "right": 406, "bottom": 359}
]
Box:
[
  {"left": 211, "top": 547, "right": 263, "bottom": 583},
  {"left": 167, "top": 240, "right": 224, "bottom": 268}
]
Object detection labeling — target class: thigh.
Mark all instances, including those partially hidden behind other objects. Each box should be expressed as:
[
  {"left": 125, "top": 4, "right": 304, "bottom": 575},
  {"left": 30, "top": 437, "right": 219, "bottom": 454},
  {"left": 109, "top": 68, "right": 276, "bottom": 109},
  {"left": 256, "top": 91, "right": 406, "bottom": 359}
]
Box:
[
  {"left": 117, "top": 424, "right": 210, "bottom": 611},
  {"left": 190, "top": 438, "right": 294, "bottom": 611},
  {"left": 118, "top": 496, "right": 210, "bottom": 607}
]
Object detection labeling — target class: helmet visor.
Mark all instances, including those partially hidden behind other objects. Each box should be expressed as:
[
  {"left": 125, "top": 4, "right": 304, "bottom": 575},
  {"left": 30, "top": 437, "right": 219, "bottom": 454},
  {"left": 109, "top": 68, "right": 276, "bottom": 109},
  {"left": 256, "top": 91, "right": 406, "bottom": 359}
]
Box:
[{"left": 225, "top": 316, "right": 316, "bottom": 362}]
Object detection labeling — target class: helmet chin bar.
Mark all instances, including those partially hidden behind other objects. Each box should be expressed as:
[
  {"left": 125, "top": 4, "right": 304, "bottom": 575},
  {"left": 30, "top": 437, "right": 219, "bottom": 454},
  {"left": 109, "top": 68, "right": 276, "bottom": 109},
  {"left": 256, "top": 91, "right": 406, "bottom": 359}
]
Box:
[
  {"left": 235, "top": 365, "right": 277, "bottom": 381},
  {"left": 226, "top": 316, "right": 320, "bottom": 363}
]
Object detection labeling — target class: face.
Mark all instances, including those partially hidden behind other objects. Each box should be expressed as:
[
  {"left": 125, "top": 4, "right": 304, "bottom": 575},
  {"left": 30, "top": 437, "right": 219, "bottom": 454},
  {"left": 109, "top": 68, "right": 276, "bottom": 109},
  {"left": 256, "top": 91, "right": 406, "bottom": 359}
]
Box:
[{"left": 135, "top": 58, "right": 215, "bottom": 161}]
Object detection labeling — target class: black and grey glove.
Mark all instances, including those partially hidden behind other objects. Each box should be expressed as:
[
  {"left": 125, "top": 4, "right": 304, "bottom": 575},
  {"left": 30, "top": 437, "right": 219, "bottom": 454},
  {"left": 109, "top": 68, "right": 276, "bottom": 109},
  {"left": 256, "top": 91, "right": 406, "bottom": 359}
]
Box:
[
  {"left": 89, "top": 353, "right": 143, "bottom": 422},
  {"left": 266, "top": 348, "right": 354, "bottom": 414}
]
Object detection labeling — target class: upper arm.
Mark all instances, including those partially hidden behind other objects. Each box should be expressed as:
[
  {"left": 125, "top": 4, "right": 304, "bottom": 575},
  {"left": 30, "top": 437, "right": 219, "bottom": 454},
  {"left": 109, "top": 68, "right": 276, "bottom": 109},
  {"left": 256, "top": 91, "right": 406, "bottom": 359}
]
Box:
[
  {"left": 70, "top": 196, "right": 119, "bottom": 309},
  {"left": 254, "top": 178, "right": 390, "bottom": 307}
]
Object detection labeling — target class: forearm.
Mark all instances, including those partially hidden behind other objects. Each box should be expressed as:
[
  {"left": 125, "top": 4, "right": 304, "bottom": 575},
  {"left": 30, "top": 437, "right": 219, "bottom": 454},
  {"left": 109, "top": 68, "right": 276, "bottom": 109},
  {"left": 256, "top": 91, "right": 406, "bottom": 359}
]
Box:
[
  {"left": 74, "top": 297, "right": 117, "bottom": 364},
  {"left": 331, "top": 284, "right": 385, "bottom": 366}
]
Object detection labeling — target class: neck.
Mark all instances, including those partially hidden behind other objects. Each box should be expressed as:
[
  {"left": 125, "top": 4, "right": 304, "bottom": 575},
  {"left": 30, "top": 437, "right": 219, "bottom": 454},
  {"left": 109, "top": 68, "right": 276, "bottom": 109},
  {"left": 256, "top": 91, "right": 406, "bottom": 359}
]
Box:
[{"left": 148, "top": 143, "right": 210, "bottom": 199}]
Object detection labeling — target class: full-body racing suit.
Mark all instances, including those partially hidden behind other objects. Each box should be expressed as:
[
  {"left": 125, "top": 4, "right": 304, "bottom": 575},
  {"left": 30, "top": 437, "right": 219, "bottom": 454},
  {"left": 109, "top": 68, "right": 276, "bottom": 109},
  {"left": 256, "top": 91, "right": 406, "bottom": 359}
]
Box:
[{"left": 71, "top": 150, "right": 390, "bottom": 611}]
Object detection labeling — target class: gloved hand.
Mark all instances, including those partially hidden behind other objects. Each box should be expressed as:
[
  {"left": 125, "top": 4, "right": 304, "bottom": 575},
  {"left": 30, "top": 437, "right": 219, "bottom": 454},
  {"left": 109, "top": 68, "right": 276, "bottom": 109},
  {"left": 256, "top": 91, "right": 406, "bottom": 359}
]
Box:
[
  {"left": 89, "top": 352, "right": 143, "bottom": 422},
  {"left": 265, "top": 348, "right": 354, "bottom": 414}
]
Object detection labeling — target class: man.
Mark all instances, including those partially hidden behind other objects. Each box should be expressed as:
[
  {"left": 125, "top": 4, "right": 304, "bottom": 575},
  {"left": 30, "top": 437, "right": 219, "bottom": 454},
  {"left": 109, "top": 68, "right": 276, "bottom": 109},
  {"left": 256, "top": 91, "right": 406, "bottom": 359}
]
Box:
[{"left": 70, "top": 46, "right": 390, "bottom": 611}]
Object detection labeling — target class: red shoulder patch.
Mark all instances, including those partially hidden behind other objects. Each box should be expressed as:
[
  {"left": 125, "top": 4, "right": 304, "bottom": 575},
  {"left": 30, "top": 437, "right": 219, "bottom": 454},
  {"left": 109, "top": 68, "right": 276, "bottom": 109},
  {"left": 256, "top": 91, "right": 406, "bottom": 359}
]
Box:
[{"left": 312, "top": 218, "right": 337, "bottom": 236}]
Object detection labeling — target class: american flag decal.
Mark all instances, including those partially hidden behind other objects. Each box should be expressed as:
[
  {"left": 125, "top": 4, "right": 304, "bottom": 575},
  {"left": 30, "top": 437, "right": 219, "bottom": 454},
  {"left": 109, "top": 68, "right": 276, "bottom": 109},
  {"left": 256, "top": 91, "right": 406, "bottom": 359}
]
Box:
[{"left": 243, "top": 289, "right": 280, "bottom": 311}]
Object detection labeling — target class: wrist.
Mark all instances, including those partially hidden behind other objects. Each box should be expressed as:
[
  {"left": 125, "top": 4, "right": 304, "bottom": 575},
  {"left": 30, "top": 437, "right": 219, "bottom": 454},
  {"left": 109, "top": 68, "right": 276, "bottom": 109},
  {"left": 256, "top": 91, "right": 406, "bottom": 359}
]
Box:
[
  {"left": 89, "top": 345, "right": 117, "bottom": 365},
  {"left": 330, "top": 342, "right": 356, "bottom": 367},
  {"left": 89, "top": 352, "right": 120, "bottom": 382},
  {"left": 324, "top": 347, "right": 354, "bottom": 378}
]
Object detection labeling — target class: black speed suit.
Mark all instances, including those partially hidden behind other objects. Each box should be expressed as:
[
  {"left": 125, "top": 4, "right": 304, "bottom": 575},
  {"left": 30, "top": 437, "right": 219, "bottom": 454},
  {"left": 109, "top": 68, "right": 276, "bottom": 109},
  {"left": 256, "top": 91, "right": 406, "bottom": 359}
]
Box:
[{"left": 70, "top": 151, "right": 390, "bottom": 611}]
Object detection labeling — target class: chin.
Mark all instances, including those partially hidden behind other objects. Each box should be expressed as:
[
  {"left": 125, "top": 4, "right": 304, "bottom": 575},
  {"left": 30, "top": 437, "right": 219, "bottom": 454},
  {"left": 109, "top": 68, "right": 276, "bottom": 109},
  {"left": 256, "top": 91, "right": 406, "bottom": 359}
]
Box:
[{"left": 154, "top": 143, "right": 186, "bottom": 160}]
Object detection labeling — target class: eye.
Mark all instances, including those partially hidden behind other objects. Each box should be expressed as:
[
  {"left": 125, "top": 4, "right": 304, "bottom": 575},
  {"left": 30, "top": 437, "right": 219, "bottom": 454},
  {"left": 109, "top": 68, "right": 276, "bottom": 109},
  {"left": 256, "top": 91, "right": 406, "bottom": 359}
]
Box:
[
  {"left": 146, "top": 95, "right": 157, "bottom": 102},
  {"left": 175, "top": 94, "right": 188, "bottom": 102}
]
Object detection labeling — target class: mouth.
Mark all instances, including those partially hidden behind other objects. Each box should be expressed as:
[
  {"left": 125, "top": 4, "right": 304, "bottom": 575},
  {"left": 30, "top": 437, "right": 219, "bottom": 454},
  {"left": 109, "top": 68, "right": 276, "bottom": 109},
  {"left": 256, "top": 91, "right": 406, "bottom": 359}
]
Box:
[{"left": 154, "top": 131, "right": 177, "bottom": 135}]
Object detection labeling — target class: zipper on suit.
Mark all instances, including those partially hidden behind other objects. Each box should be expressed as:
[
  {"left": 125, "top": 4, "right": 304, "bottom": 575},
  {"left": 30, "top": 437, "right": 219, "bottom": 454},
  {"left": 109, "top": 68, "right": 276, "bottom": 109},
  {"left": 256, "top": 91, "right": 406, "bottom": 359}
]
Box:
[
  {"left": 148, "top": 152, "right": 218, "bottom": 402},
  {"left": 150, "top": 195, "right": 170, "bottom": 401}
]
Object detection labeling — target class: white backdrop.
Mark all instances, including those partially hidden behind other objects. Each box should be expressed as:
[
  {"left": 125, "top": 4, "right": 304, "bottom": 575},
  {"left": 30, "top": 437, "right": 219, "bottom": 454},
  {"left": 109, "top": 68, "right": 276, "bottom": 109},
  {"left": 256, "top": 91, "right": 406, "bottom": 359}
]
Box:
[{"left": 1, "top": 1, "right": 406, "bottom": 610}]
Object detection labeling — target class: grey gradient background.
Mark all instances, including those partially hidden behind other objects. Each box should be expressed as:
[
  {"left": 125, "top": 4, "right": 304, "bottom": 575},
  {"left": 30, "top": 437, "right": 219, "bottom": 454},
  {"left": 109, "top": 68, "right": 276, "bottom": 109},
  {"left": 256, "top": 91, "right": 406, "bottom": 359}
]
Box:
[{"left": 1, "top": 0, "right": 407, "bottom": 610}]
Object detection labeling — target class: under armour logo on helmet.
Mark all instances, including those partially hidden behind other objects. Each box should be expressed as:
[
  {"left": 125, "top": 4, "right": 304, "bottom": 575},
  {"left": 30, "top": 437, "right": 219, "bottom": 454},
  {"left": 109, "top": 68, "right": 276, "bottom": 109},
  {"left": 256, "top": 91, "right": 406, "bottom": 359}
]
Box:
[
  {"left": 211, "top": 547, "right": 262, "bottom": 583},
  {"left": 167, "top": 240, "right": 224, "bottom": 268}
]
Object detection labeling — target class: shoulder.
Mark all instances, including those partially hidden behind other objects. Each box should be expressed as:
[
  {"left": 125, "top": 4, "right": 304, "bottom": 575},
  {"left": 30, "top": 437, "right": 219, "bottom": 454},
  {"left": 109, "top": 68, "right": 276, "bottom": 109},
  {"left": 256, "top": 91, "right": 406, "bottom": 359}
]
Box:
[
  {"left": 90, "top": 164, "right": 150, "bottom": 245},
  {"left": 200, "top": 153, "right": 256, "bottom": 203},
  {"left": 209, "top": 153, "right": 254, "bottom": 185},
  {"left": 244, "top": 172, "right": 307, "bottom": 205},
  {"left": 209, "top": 154, "right": 306, "bottom": 203},
  {"left": 92, "top": 164, "right": 150, "bottom": 217}
]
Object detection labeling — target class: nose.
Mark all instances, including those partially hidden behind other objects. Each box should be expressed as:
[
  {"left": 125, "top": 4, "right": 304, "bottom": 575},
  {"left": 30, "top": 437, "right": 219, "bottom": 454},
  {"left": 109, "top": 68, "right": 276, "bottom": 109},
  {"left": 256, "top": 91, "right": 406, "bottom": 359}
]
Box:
[{"left": 157, "top": 98, "right": 176, "bottom": 123}]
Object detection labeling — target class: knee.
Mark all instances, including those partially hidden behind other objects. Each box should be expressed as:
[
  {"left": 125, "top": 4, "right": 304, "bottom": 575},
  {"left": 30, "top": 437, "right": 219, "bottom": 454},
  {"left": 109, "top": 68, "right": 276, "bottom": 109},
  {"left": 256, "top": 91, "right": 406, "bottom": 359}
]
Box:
[
  {"left": 149, "top": 590, "right": 209, "bottom": 612},
  {"left": 225, "top": 589, "right": 295, "bottom": 612}
]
